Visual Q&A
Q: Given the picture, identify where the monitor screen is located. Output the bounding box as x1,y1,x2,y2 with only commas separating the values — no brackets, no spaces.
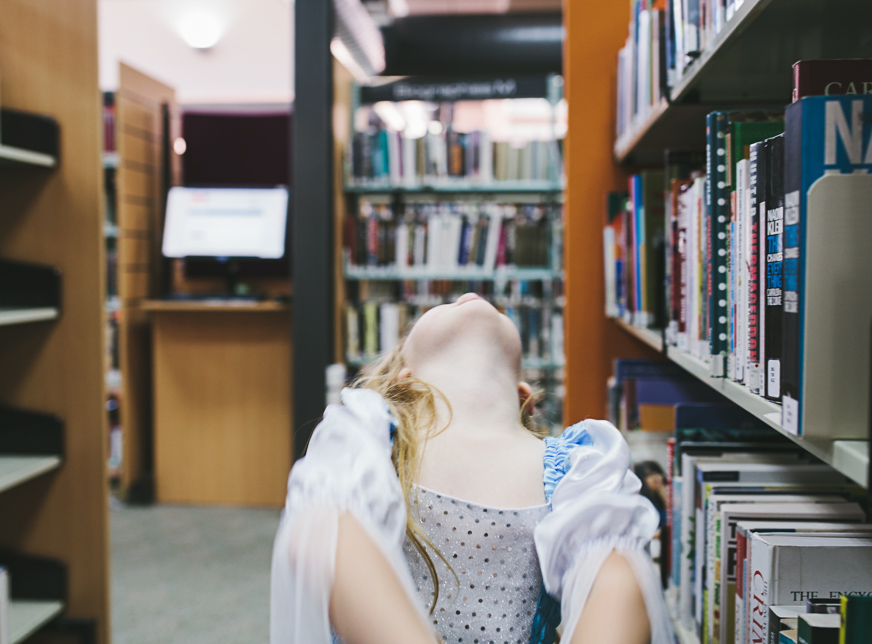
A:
162,186,289,259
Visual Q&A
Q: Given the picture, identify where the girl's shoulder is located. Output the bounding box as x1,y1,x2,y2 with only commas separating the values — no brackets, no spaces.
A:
541,419,627,506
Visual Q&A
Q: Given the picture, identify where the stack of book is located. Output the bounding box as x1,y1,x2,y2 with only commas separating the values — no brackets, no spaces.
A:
604,59,872,440
664,413,871,644
346,199,562,273
349,126,562,186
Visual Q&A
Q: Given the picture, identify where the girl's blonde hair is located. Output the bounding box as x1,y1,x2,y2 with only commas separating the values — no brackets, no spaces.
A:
353,336,546,612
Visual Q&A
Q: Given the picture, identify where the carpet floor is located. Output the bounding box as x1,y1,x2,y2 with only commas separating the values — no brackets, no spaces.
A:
111,503,281,644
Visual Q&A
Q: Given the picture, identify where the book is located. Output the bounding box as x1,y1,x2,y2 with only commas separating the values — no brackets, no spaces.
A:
796,613,840,644
746,140,764,394
780,95,872,438
0,566,7,644
806,597,842,614
840,595,872,644
769,606,803,644
736,523,872,644
792,59,872,103
748,535,872,644
763,134,785,402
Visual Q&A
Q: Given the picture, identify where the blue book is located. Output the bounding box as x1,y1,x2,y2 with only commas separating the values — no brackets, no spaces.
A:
781,95,872,436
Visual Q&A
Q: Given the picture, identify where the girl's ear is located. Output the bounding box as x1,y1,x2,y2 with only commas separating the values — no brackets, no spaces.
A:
518,381,533,408
397,367,412,381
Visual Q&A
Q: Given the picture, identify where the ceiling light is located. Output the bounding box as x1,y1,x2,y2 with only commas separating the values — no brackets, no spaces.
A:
387,0,410,17
178,11,224,50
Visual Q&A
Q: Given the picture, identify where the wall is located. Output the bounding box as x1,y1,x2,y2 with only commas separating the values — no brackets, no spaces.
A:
99,0,294,105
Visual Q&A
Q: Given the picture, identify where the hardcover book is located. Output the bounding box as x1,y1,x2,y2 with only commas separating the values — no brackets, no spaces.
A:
780,95,872,438
792,59,872,103
748,535,872,644
763,134,785,402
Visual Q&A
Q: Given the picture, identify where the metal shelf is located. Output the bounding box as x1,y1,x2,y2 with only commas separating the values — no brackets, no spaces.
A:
611,316,664,352
0,456,61,494
9,600,64,644
613,0,872,164
0,307,60,327
611,319,868,486
345,180,564,195
345,266,561,282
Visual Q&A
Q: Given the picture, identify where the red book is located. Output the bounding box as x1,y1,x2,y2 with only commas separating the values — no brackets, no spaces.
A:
792,59,872,102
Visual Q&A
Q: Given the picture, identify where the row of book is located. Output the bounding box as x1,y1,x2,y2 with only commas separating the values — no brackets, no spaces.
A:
345,199,562,272
605,71,872,439
344,298,565,368
662,411,872,644
769,597,872,644
349,127,563,185
616,0,872,141
0,566,7,644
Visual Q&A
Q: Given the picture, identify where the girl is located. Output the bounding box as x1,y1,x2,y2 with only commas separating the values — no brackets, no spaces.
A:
271,293,673,644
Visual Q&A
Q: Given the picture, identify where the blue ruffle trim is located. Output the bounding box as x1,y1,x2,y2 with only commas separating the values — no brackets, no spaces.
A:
542,421,593,507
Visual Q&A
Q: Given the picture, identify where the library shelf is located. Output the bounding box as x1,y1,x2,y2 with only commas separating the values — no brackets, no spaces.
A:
139,300,289,313
345,181,565,195
612,319,869,487
613,0,872,164
0,456,62,494
345,266,562,282
347,354,563,372
9,600,65,644
0,144,56,169
0,307,60,327
611,317,664,352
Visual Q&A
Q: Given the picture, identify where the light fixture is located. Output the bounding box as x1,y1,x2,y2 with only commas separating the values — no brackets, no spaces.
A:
387,0,410,17
373,102,406,132
173,137,187,156
178,10,224,50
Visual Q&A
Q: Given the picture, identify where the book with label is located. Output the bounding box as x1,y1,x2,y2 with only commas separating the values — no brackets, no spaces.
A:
792,59,872,103
763,134,785,402
780,95,872,438
747,535,872,644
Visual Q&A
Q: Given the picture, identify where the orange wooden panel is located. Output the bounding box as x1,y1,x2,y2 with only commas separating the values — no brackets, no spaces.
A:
563,0,661,425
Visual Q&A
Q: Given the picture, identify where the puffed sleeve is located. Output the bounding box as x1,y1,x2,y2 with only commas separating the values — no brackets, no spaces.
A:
534,419,674,644
270,388,428,644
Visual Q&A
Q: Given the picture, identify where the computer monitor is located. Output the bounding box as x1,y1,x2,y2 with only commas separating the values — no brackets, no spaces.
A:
162,186,289,260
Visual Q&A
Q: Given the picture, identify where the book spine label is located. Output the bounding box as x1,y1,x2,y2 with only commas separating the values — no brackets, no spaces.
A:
747,142,762,393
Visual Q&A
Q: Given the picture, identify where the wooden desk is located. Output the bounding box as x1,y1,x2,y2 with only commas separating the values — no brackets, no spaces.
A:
146,300,292,507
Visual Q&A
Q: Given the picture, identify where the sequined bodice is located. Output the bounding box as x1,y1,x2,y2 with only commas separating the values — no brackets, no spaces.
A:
403,485,550,644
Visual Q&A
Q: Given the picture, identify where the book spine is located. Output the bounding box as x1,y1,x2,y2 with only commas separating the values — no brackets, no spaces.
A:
709,112,729,376
781,101,803,434
747,142,762,394
749,538,772,644
764,135,785,402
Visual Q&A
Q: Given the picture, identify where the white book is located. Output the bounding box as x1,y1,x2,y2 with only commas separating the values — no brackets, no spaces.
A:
387,131,402,185
735,521,872,644
402,135,417,186
447,211,463,269
345,303,360,360
604,225,617,317
379,303,400,354
479,130,493,184
413,221,427,267
713,500,864,644
748,534,872,643
551,312,564,366
395,221,409,269
426,210,441,269
482,205,502,272
0,566,8,644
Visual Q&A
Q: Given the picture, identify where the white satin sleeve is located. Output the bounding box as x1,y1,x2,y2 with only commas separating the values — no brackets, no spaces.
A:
533,419,674,644
269,388,428,644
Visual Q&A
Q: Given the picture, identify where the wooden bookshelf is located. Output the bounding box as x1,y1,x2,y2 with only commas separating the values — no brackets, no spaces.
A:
9,600,64,644
0,307,59,327
0,0,109,640
0,145,56,169
0,456,61,494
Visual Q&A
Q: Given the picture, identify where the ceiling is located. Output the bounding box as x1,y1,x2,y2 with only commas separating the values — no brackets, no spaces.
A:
364,0,561,20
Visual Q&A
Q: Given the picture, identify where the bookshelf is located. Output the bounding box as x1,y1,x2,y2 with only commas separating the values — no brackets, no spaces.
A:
339,75,567,431
0,0,109,640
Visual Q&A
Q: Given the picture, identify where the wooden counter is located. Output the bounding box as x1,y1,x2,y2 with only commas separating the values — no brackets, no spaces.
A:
147,300,292,507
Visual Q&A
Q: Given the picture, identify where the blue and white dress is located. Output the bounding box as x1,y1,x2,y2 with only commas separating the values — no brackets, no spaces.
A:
270,388,674,644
